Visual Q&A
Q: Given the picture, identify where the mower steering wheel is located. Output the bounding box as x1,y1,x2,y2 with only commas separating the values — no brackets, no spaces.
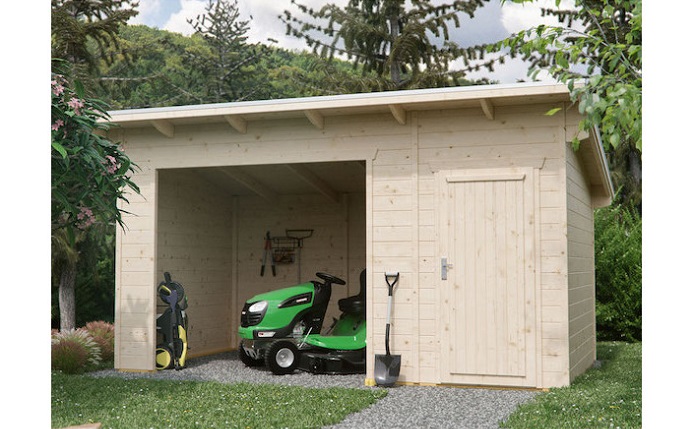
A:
316,272,346,286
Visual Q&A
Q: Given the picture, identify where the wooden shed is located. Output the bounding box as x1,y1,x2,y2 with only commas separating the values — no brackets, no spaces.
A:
108,82,613,389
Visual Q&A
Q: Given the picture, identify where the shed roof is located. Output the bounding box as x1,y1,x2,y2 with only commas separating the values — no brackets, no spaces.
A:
107,82,613,205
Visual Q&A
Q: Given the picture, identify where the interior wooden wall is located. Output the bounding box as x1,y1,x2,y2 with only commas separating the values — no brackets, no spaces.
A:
156,167,366,357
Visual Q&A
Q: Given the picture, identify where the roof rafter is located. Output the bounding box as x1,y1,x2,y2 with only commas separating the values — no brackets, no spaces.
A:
284,164,340,204
389,104,407,125
151,120,174,138
224,115,247,134
304,109,324,130
480,98,495,120
218,167,278,203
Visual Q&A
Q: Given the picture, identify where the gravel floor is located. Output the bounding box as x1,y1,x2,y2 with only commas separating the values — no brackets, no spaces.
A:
90,352,538,428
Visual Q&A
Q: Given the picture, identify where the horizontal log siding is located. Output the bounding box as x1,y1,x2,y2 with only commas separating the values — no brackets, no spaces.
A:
115,169,157,371
114,98,596,387
565,141,597,381
157,169,235,357
416,104,570,387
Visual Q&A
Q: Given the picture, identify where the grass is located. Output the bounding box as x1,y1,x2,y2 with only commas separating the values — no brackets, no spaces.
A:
51,374,387,429
52,341,640,428
501,341,642,429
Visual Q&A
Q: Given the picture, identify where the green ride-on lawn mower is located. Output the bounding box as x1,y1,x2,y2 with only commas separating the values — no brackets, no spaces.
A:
238,270,366,375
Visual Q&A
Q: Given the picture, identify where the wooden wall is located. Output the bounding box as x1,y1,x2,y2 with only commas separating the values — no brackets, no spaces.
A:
114,99,599,387
565,141,597,382
156,170,366,357
415,104,570,387
156,169,236,355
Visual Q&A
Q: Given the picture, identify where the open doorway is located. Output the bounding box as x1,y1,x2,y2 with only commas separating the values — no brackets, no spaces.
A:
156,160,366,358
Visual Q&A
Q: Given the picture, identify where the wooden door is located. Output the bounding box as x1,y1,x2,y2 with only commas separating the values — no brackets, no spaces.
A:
438,168,537,387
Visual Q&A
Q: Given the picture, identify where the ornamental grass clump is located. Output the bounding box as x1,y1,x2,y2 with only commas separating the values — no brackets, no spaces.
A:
51,329,102,374
82,321,115,362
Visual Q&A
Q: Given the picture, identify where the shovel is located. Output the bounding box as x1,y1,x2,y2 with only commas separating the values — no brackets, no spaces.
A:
374,272,401,387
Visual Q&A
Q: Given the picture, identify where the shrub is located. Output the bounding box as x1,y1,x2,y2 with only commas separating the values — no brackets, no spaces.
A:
594,204,642,342
82,321,115,362
51,340,88,374
51,329,102,373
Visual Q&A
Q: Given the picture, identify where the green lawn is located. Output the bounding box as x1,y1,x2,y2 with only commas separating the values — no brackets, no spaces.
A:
52,341,641,429
501,341,642,428
51,375,386,429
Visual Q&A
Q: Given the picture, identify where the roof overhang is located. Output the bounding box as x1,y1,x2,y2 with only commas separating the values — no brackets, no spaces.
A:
580,126,615,208
105,82,614,207
106,82,573,132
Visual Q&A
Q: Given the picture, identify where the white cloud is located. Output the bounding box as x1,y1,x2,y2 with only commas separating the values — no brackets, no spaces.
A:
500,0,577,34
128,0,161,26
163,0,207,36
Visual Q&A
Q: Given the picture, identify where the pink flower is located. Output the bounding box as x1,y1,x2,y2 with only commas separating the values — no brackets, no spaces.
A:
51,119,64,131
76,206,95,230
51,76,65,96
68,97,84,115
103,155,120,175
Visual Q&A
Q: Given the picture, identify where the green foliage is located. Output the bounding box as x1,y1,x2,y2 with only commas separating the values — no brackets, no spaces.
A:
96,25,212,108
51,340,89,375
493,0,642,152
51,60,140,238
73,226,117,327
501,342,641,428
51,329,103,374
96,25,354,107
51,376,387,429
594,204,641,342
187,0,269,102
281,0,494,92
51,0,139,76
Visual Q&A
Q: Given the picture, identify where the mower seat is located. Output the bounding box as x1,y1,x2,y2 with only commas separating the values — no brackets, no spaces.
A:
338,269,366,316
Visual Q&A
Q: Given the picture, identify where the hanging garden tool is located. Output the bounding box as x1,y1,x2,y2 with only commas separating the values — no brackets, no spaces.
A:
261,231,276,277
375,272,401,387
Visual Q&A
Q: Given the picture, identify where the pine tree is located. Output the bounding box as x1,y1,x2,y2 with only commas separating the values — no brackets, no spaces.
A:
280,0,497,92
186,0,268,102
51,0,139,76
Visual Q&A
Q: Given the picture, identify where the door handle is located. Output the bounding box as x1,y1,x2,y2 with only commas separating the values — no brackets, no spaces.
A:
441,257,454,280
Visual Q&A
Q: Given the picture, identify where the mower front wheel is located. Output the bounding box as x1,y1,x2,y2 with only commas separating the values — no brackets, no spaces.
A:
266,340,299,375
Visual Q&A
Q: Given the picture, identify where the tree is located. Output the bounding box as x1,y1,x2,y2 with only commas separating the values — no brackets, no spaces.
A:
96,25,212,108
281,0,496,92
52,60,140,330
492,0,641,206
51,0,139,76
186,0,270,102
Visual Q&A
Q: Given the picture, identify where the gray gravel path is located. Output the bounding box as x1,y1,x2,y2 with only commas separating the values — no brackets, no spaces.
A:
90,352,538,428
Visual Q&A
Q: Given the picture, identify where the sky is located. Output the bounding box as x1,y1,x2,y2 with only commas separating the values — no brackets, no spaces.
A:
127,0,577,84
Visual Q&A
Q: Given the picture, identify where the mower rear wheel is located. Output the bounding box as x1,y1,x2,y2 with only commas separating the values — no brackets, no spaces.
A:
238,342,263,367
266,340,299,375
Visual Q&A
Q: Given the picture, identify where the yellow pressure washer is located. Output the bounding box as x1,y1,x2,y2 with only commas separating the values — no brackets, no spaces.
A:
155,272,189,370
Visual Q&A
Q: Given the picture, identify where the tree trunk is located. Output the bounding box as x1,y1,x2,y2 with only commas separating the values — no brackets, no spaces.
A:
58,260,77,331
388,14,401,85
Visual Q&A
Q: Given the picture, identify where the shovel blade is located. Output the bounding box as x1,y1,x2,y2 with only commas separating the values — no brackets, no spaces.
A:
374,353,401,387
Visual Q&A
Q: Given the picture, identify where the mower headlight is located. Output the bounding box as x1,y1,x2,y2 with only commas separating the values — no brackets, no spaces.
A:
249,300,268,313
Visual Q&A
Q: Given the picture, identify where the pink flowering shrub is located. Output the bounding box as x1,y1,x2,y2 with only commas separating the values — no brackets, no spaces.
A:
51,59,140,235
82,321,115,362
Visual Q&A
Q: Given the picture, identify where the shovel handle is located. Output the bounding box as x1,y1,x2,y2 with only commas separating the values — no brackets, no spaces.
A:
385,272,399,296
385,323,391,356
